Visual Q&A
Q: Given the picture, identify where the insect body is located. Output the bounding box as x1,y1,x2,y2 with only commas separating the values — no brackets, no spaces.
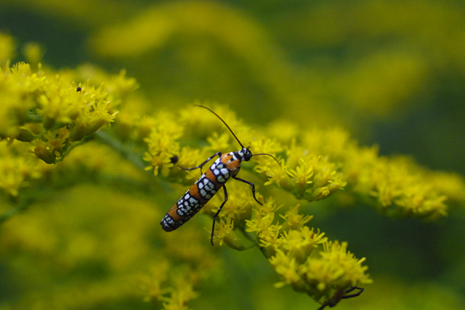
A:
160,105,276,245
317,286,364,310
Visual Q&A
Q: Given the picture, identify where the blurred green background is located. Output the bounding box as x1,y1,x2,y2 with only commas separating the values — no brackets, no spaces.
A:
1,0,465,309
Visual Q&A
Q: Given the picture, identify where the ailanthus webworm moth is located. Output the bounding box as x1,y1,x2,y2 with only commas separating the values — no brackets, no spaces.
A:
160,105,278,245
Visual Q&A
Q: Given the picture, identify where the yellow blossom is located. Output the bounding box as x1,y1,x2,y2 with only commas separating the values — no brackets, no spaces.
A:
304,241,372,290
0,60,134,165
1,32,465,310
140,260,171,302
280,204,313,231
269,250,306,291
280,227,326,263
143,111,183,176
212,217,248,250
257,158,293,191
287,158,314,196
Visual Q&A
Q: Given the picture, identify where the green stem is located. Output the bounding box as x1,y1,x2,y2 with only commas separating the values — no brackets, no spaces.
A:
94,130,146,170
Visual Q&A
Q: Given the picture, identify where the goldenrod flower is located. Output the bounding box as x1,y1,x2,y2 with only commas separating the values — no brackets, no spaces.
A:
212,217,248,250
2,31,465,310
0,60,134,166
269,250,306,291
280,204,313,231
280,227,326,263
287,158,314,197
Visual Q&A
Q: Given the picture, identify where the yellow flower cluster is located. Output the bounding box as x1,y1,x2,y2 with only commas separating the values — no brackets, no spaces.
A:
138,221,220,310
349,154,448,218
0,40,137,200
139,260,199,310
2,33,465,310
140,107,373,305
143,112,183,177
0,143,42,198
246,201,371,305
0,62,129,162
138,105,463,231
254,124,452,219
257,154,346,202
139,104,465,307
141,105,249,185
298,241,371,303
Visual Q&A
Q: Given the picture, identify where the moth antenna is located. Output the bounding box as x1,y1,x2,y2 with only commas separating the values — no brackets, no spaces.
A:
252,153,280,165
194,105,244,149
